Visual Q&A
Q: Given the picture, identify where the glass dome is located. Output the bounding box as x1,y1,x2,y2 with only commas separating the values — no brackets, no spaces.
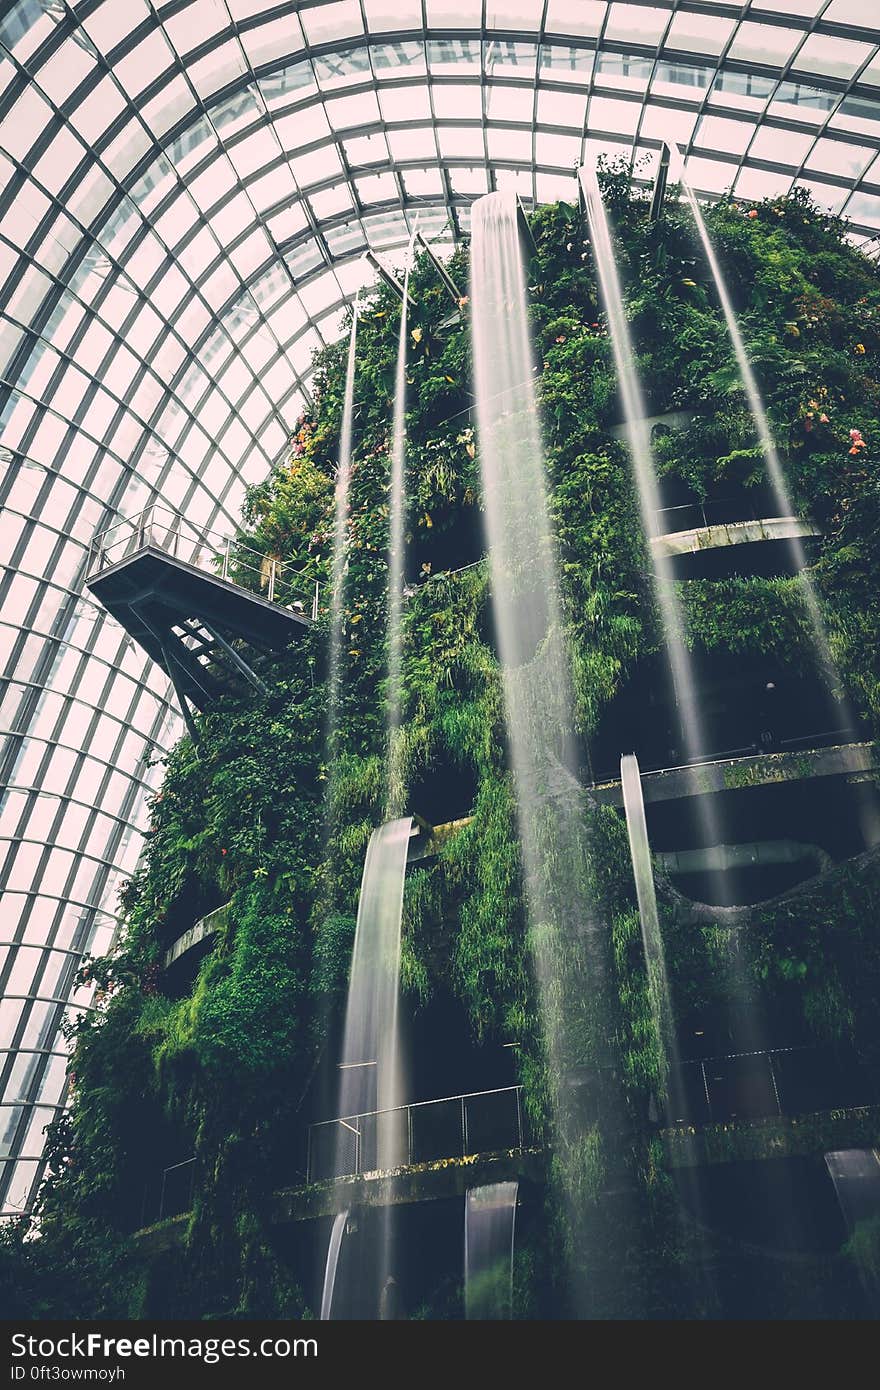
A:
1,0,879,1216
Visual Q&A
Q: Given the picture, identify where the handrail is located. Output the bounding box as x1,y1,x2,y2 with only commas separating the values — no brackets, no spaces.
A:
87,504,319,619
587,732,866,789
652,496,794,535
674,1042,873,1125
307,1084,524,1184
310,1082,522,1129
155,1156,195,1223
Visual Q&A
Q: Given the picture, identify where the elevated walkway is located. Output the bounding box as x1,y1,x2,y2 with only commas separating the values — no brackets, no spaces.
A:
132,1103,880,1255
589,740,880,810
408,743,880,851
86,506,318,733
661,1104,880,1172
163,901,231,971
652,513,820,561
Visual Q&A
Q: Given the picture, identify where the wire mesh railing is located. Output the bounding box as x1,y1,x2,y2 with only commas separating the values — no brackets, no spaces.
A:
140,1156,196,1228
306,1085,524,1184
87,504,319,618
653,495,788,536
673,1045,876,1127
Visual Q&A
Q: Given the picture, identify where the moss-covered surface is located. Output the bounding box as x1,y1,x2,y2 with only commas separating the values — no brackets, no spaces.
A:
6,173,880,1319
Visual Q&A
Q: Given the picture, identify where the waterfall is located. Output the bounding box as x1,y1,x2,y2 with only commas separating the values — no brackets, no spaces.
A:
320,237,417,1318
321,817,412,1317
327,292,361,752
825,1149,880,1310
335,817,412,1174
320,1210,348,1320
470,191,608,1068
470,190,618,1313
387,232,417,806
583,162,783,1115
464,1182,518,1320
668,147,821,588
668,147,879,847
579,164,718,783
826,1149,880,1233
620,754,678,1110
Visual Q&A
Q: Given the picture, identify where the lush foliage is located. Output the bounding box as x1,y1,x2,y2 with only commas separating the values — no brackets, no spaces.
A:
8,176,880,1320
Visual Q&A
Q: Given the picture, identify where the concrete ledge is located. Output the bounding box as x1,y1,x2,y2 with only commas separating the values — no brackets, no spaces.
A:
131,1109,880,1255
660,1104,880,1170
132,1211,189,1256
164,901,230,970
652,515,820,559
590,740,880,810
131,1150,545,1252
274,1148,545,1221
608,410,693,442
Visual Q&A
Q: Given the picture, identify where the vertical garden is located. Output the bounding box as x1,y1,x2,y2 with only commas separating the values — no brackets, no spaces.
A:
4,171,880,1320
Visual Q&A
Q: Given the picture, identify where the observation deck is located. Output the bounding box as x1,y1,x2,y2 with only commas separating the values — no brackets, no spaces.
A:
652,510,820,559
163,901,231,973
86,506,318,734
651,497,821,578
132,1085,880,1254
589,740,880,812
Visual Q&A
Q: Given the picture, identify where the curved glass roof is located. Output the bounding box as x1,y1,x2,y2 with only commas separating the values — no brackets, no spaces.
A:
2,0,880,1216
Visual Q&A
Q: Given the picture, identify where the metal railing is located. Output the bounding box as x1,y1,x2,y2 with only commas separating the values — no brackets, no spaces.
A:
307,1084,524,1184
163,900,231,970
673,1044,875,1126
140,1155,196,1227
87,504,319,619
653,495,783,536
589,730,864,789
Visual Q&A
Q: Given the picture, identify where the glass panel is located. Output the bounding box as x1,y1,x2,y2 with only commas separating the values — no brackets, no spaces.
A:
795,35,874,81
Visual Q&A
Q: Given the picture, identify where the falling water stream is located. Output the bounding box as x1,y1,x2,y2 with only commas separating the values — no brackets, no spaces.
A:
464,1182,518,1320
321,240,421,1319
579,165,721,789
669,146,879,847
387,231,418,807
470,190,619,1312
334,820,411,1170
320,1210,348,1321
470,189,607,1039
581,160,771,1259
825,1149,880,1311
620,754,677,1102
668,148,822,591
327,291,361,750
321,817,412,1317
580,162,742,941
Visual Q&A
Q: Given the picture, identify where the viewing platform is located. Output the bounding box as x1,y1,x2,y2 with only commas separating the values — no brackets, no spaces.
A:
131,1091,880,1255
407,743,880,846
86,506,318,732
661,1104,880,1172
588,740,880,811
652,512,820,560
163,901,231,972
651,498,821,578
